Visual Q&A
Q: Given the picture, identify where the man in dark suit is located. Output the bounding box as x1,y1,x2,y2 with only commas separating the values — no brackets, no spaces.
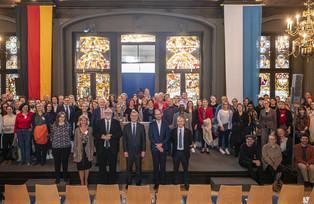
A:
171,115,193,190
123,110,146,185
56,96,75,123
56,96,75,139
91,98,107,128
94,108,122,184
149,109,170,188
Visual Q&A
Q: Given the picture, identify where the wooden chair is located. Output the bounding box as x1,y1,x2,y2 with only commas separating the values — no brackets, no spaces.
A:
216,185,242,204
247,185,273,204
186,184,212,204
277,185,304,204
156,185,182,204
126,185,152,204
35,184,60,204
95,184,121,204
64,185,91,204
4,184,30,204
307,187,314,204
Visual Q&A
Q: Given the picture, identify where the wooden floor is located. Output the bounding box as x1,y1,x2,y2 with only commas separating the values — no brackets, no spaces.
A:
0,149,245,173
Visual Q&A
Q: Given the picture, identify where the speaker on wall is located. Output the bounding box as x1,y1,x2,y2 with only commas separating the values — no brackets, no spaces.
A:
291,74,303,105
15,77,24,96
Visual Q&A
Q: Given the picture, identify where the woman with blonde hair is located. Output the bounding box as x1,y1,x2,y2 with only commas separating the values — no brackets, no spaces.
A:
73,115,94,185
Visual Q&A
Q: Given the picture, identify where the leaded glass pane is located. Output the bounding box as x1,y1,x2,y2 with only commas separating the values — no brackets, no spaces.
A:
259,73,270,97
121,34,156,43
166,36,200,70
96,73,110,99
275,73,290,100
166,73,181,98
76,73,91,99
76,36,110,70
185,73,200,103
259,36,270,69
5,36,18,69
275,36,289,69
6,74,18,96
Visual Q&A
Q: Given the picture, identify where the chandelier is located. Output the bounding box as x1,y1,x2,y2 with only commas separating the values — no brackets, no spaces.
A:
286,0,314,57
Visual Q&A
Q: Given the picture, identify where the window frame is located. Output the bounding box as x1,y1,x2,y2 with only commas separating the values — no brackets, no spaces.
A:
164,33,202,99
259,32,292,99
0,32,19,96
73,32,114,99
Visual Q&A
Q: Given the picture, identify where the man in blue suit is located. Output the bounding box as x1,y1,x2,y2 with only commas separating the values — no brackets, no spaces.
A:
149,109,170,188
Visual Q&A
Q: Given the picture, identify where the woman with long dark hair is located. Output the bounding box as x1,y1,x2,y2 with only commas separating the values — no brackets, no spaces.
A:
231,103,249,157
14,103,33,166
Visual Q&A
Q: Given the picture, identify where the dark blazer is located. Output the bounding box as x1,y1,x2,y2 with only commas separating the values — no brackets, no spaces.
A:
163,106,179,126
94,118,122,153
142,108,155,122
277,137,293,165
91,107,102,127
276,109,293,129
56,104,75,123
74,110,92,127
123,122,146,154
170,128,193,157
148,120,170,152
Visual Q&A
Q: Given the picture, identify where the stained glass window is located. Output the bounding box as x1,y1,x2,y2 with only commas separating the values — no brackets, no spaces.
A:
185,73,200,103
76,36,110,70
275,36,289,69
96,73,110,99
76,74,91,99
259,73,270,97
275,73,290,100
166,36,200,70
167,73,181,98
6,74,18,96
121,34,156,43
259,36,270,69
5,36,18,70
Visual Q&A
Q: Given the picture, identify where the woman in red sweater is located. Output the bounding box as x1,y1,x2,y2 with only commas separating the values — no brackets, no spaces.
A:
14,103,33,166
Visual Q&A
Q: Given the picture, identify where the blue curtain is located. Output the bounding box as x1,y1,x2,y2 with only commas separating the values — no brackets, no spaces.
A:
122,73,155,98
243,6,262,104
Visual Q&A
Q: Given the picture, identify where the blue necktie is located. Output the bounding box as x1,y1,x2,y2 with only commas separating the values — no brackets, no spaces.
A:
179,129,183,149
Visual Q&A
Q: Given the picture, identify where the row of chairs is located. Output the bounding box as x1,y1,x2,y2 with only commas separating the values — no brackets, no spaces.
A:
3,184,314,204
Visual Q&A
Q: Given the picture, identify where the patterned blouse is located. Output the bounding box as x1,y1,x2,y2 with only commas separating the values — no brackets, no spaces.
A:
51,123,71,149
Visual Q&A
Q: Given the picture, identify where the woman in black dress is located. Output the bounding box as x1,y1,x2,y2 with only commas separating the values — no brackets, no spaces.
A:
73,115,94,185
231,103,249,157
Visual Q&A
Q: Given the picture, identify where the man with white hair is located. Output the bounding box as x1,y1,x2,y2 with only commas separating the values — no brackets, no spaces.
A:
94,108,122,184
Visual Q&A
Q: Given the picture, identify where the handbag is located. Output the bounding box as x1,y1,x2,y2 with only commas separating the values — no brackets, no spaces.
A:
34,124,48,144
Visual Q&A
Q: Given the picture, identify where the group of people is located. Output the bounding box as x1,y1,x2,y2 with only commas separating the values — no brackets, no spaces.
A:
0,89,313,189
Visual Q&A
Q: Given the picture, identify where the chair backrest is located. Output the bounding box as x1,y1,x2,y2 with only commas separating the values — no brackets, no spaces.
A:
186,185,212,204
308,188,314,204
126,185,152,204
4,184,30,204
277,185,304,204
216,185,242,204
157,185,182,204
95,184,120,204
64,185,91,204
35,184,60,204
247,185,273,204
